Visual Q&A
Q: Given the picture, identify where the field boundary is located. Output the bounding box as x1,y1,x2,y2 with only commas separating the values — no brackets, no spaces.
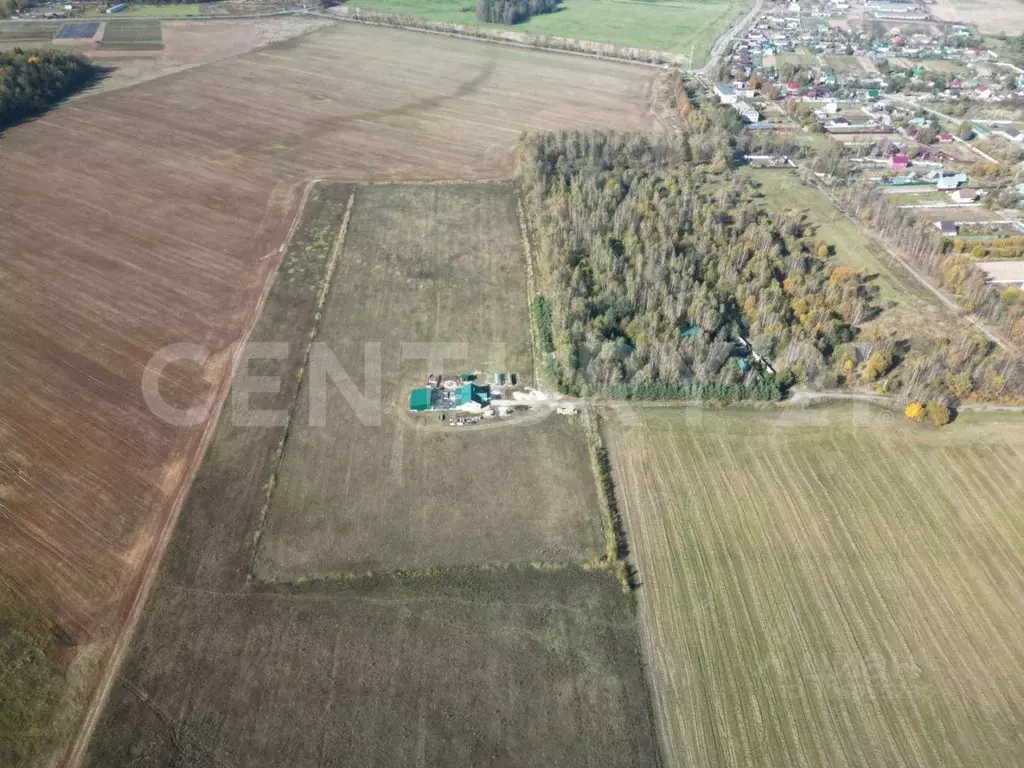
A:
254,559,630,590
246,186,357,580
515,195,542,390
583,408,634,591
320,8,681,68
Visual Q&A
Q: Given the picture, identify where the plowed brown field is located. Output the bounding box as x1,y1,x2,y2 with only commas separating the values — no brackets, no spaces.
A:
0,23,655,641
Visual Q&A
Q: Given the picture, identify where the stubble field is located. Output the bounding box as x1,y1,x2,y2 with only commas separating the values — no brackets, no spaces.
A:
255,182,604,581
83,181,659,768
608,406,1024,768
0,21,654,642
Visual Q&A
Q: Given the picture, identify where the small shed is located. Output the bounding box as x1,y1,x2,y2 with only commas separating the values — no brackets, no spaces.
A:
949,188,980,203
935,220,959,237
889,154,909,170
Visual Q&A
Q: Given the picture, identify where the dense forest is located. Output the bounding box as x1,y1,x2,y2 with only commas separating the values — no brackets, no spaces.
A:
518,132,877,400
0,49,97,131
475,0,559,24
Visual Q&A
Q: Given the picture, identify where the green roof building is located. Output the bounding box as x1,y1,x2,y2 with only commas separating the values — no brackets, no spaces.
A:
409,387,433,412
453,383,491,408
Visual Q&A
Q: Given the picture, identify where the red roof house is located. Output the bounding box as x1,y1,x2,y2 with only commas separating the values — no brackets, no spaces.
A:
939,133,954,143
889,154,909,170
787,80,800,94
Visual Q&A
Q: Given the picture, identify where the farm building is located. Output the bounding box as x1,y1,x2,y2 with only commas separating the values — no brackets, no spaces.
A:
408,382,493,413
409,387,434,412
976,261,1024,287
949,188,980,203
889,154,909,170
734,101,760,123
714,84,738,104
930,171,968,190
935,220,959,237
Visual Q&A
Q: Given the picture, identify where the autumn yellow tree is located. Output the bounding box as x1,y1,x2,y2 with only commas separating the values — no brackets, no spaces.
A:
863,350,893,381
904,401,925,422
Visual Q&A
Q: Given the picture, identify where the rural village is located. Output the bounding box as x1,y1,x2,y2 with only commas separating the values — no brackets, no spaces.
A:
1,0,1023,767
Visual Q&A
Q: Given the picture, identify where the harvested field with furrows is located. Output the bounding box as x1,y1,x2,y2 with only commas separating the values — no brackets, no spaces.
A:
254,183,604,581
0,21,654,643
87,570,660,768
608,406,1024,768
83,181,659,768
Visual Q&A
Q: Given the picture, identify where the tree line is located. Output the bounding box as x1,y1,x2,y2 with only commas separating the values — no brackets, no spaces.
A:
834,181,1024,349
0,49,97,131
475,0,559,24
517,131,877,400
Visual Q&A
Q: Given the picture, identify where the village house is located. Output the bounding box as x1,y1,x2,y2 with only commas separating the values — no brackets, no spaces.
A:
889,154,909,170
949,188,980,203
714,83,739,104
994,127,1023,143
734,101,761,123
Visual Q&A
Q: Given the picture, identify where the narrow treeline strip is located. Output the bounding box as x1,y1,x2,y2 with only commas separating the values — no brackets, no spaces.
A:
583,408,634,592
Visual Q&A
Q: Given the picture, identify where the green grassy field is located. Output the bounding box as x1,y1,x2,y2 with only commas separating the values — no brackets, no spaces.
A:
99,18,163,49
0,21,60,41
0,578,64,767
255,182,604,582
609,406,1024,768
346,0,748,64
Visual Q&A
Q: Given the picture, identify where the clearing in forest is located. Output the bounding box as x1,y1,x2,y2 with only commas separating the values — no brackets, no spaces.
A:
609,406,1024,768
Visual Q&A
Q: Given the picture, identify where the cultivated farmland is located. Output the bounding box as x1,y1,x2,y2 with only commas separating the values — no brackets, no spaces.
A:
99,19,164,50
82,181,659,768
0,23,654,763
88,570,660,768
608,407,1024,768
0,20,654,639
255,182,604,580
0,21,59,42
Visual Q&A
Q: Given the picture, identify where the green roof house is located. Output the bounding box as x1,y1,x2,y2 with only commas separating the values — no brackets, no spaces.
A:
409,387,433,412
453,384,491,409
